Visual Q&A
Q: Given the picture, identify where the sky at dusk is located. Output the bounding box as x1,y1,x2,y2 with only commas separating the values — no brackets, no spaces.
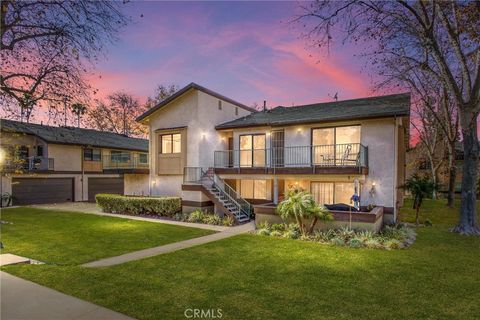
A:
88,1,383,109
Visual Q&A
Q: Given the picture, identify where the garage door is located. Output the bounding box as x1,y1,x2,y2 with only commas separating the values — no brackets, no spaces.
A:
88,177,124,202
12,178,74,205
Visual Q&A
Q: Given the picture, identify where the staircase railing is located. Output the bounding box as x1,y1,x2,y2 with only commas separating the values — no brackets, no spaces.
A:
183,167,253,219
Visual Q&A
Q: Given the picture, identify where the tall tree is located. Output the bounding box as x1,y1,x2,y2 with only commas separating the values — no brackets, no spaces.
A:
297,1,480,235
71,103,87,128
0,0,128,121
86,92,148,138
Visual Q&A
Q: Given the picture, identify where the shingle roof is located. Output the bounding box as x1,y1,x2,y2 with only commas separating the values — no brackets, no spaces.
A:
136,82,256,122
0,119,148,152
215,93,410,130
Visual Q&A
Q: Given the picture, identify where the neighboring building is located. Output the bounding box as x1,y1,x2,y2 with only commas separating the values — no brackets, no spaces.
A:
0,119,149,205
406,141,479,195
138,82,410,225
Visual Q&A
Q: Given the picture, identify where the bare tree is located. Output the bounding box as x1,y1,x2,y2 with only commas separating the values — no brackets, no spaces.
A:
411,103,444,199
296,1,480,235
145,84,179,108
0,0,128,121
86,92,148,138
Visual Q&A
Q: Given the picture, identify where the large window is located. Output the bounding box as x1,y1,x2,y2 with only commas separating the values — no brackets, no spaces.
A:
139,153,148,164
311,182,356,205
312,126,361,165
161,133,181,154
239,134,265,167
84,148,101,161
111,150,131,163
240,179,267,199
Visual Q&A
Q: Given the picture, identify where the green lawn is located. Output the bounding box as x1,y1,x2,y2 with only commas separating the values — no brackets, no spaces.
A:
0,207,214,264
2,200,480,319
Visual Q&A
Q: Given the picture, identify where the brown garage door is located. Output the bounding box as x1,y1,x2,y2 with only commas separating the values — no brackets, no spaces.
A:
88,177,124,202
12,178,74,205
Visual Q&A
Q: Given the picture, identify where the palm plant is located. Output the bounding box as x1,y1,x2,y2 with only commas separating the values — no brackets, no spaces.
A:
277,190,332,235
404,174,436,225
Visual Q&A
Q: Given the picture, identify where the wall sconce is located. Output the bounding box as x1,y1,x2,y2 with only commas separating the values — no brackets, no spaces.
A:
266,132,271,137
151,180,156,186
297,127,302,133
202,132,207,139
369,182,376,197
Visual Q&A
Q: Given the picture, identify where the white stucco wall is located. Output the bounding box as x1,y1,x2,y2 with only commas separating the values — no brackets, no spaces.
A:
124,174,149,196
145,88,251,199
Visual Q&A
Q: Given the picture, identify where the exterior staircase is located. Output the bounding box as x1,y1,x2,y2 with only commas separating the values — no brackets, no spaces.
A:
184,167,251,224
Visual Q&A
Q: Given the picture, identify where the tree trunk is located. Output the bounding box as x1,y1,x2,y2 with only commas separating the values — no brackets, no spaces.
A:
446,142,457,208
452,109,480,235
415,206,420,225
308,216,318,234
430,164,438,200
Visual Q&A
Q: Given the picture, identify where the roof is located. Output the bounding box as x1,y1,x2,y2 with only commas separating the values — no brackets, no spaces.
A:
0,119,149,152
136,82,256,122
215,93,411,130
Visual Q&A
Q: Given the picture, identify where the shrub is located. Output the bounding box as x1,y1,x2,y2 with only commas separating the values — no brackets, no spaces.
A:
348,238,363,248
187,210,206,223
222,215,235,226
258,228,271,236
330,237,345,246
424,219,433,226
313,229,336,243
365,238,382,249
384,239,402,250
271,223,286,232
270,230,283,237
203,214,222,226
96,194,181,217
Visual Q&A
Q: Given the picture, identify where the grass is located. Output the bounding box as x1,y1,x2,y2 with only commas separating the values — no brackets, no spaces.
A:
2,200,480,319
0,207,214,264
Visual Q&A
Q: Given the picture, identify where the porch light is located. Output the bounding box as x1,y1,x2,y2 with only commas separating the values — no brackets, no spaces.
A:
369,182,376,197
151,180,156,186
297,128,302,132
0,148,5,165
266,132,271,137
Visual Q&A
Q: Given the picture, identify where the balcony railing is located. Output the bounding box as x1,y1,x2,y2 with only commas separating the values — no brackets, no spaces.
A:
1,156,54,172
214,143,368,168
102,154,149,170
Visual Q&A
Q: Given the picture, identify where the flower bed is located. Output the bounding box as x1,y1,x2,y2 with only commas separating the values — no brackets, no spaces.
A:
96,194,181,217
256,222,416,250
174,210,235,226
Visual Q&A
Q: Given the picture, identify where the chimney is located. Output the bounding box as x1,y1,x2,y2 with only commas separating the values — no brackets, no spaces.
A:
263,100,266,112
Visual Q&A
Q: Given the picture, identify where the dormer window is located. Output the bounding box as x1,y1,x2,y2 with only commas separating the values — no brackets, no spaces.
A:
161,133,181,154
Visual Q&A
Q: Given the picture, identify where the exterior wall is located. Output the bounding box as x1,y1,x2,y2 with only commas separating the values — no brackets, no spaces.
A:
124,174,149,196
48,144,82,171
226,117,401,218
146,89,251,200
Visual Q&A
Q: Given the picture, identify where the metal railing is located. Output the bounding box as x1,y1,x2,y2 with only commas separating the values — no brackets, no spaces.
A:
214,143,368,168
102,153,149,170
183,167,253,218
1,156,54,172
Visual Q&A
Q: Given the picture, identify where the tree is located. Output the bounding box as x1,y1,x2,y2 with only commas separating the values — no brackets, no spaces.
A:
0,0,128,121
277,190,332,235
71,103,87,128
404,174,436,225
86,92,148,138
145,84,179,108
296,1,480,234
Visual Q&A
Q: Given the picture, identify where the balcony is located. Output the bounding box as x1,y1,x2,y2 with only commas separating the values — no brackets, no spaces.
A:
1,156,54,172
214,143,368,175
102,154,149,174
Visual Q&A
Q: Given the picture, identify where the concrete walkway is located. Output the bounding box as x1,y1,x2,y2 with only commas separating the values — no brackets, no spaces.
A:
83,222,255,268
0,271,134,320
0,254,31,266
30,202,227,231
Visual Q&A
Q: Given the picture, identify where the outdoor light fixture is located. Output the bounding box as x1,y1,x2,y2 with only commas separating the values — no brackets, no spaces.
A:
369,182,376,197
297,128,302,132
151,180,156,186
0,148,5,165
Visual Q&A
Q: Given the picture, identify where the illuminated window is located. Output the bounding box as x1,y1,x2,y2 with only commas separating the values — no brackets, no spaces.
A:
240,179,267,199
161,133,181,154
311,182,356,205
239,134,265,167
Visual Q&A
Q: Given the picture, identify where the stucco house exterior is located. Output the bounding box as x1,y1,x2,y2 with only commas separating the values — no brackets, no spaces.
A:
138,83,410,228
0,119,149,205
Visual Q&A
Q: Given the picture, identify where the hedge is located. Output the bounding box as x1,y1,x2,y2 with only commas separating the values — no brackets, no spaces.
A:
95,194,181,217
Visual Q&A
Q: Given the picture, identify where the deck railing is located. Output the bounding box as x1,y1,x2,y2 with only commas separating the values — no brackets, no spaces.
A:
214,143,368,168
102,153,149,170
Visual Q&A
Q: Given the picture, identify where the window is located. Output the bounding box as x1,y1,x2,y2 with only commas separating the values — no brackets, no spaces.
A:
111,150,131,163
311,182,356,205
312,126,361,165
239,134,265,167
139,153,148,164
161,133,181,154
36,146,44,157
240,179,267,199
84,148,101,161
218,100,222,110
235,107,238,115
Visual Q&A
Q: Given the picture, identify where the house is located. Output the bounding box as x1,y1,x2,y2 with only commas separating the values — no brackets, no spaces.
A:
406,141,480,196
137,82,410,229
0,119,149,205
